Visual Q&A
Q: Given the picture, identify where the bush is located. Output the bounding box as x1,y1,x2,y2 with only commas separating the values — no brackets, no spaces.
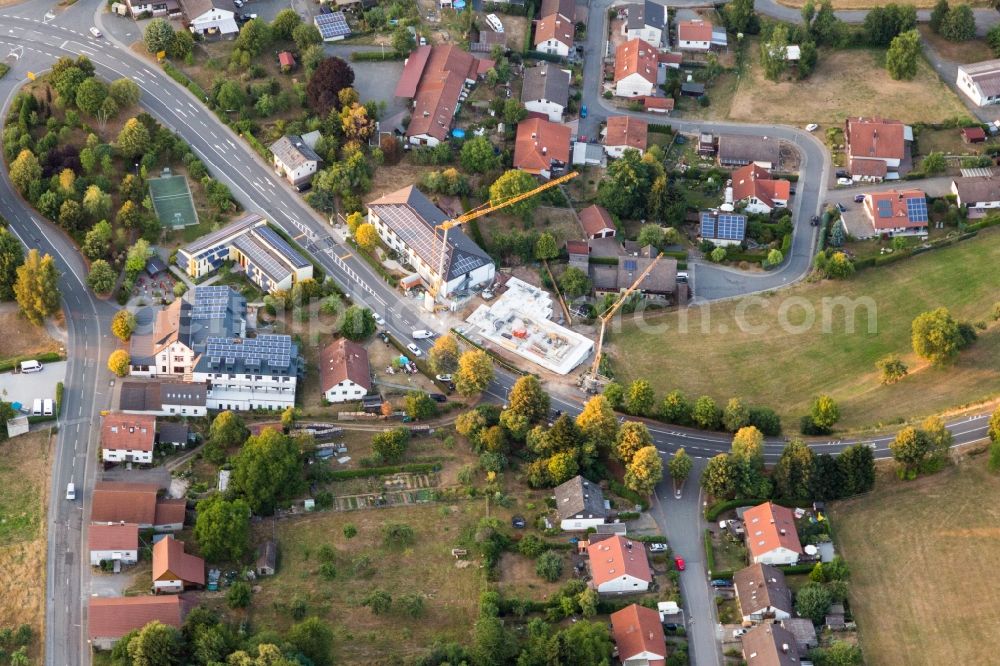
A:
535,551,563,582
227,581,251,608
610,480,650,510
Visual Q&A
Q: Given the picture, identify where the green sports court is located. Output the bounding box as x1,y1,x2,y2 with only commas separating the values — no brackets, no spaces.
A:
148,172,198,229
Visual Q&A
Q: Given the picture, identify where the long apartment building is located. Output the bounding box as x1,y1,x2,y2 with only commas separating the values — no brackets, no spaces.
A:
193,334,300,412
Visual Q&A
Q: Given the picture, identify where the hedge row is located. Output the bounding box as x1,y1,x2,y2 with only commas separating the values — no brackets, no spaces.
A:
326,462,440,481
525,51,566,64
704,530,715,573
704,497,811,521
714,563,815,580
350,51,406,62
648,124,674,135
0,351,63,373
0,63,10,80
56,381,64,416
610,480,649,511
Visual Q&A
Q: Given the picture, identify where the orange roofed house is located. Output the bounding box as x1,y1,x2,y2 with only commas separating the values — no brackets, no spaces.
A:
615,38,662,98
611,603,668,666
89,595,189,650
395,45,492,147
743,502,804,566
863,189,929,239
153,534,205,594
844,117,912,182
604,116,648,158
101,413,156,465
579,204,617,239
320,338,371,404
90,481,186,532
534,0,575,56
88,523,140,567
731,164,791,214
585,534,653,595
514,118,571,180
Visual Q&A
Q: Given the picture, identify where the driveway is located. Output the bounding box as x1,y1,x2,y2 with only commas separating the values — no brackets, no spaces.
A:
323,44,409,120
100,466,171,489
0,361,66,406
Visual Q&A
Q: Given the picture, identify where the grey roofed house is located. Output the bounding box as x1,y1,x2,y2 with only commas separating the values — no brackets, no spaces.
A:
616,246,677,296
680,82,705,96
367,186,493,282
269,135,322,171
157,422,190,446
780,618,818,653
119,381,208,412
733,563,793,619
553,475,608,522
741,623,802,665
951,176,1000,207
625,0,666,30
521,65,570,108
718,134,782,168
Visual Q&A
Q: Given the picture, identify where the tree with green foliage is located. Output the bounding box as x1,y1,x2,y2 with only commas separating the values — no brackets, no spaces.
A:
668,447,693,482
615,421,653,464
766,248,784,266
58,200,83,232
87,260,116,294
885,30,926,80
391,26,417,54
921,151,947,175
8,149,41,196
14,249,60,325
83,184,111,220
535,551,563,582
0,227,24,301
455,349,493,396
864,4,916,46
372,427,410,463
576,395,618,449
701,453,737,498
506,375,549,424
761,24,790,81
534,232,559,261
625,379,655,416
838,442,876,495
597,148,657,220
809,394,840,432
208,410,249,450
890,425,932,478
125,620,183,666
226,581,251,609
460,135,501,173
195,494,251,563
725,0,760,33
809,640,864,666
603,381,624,410
232,428,303,515
912,307,963,364
625,445,663,496
636,224,665,249
111,309,136,342
490,169,541,219
942,3,976,41
660,389,692,425
429,334,459,375
722,397,750,432
710,246,727,262
692,395,720,430
796,582,834,623
75,78,109,116
270,8,302,39
989,404,1000,443
930,0,950,33
988,23,1000,56
774,439,816,499
559,266,591,298
235,18,272,56
169,30,195,60
293,23,323,53
361,589,393,614
117,117,151,158
811,0,842,45
404,391,438,421
117,200,140,229
339,305,376,341
287,617,335,666
876,354,908,384
144,19,175,54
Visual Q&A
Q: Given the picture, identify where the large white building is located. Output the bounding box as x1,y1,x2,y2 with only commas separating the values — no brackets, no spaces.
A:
744,502,805,566
193,334,301,411
586,535,653,595
957,59,1000,107
614,38,661,98
367,186,495,302
621,0,667,47
180,0,238,36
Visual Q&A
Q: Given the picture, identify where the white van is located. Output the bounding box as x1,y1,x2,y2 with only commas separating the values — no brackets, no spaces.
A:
66,483,75,500
20,360,42,373
32,399,42,416
43,399,54,416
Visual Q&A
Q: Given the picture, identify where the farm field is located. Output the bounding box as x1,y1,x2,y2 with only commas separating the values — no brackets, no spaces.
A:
610,228,1000,432
728,47,971,125
832,459,1000,665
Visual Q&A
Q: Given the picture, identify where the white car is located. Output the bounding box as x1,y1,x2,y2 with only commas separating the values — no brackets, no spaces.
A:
649,543,668,552
373,313,386,326
733,628,749,639
805,123,819,132
435,374,453,382
411,329,433,339
836,177,853,186
406,343,423,357
89,27,102,38
234,0,244,5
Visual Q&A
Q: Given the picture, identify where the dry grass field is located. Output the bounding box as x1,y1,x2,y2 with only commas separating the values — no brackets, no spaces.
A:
0,305,62,360
610,228,1000,432
832,459,1000,665
0,430,53,662
729,47,971,125
918,26,995,64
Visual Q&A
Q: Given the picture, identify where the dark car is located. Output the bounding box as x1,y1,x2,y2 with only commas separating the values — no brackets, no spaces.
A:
854,193,865,203
295,182,312,193
835,170,849,179
837,202,848,213
710,579,732,587
512,516,526,529
429,393,447,403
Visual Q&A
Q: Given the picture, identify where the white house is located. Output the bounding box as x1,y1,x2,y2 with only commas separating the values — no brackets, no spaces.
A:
677,20,712,51
269,135,322,187
119,380,208,417
744,502,804,566
845,117,911,181
864,189,929,238
193,334,300,411
957,59,1000,107
604,116,648,159
622,0,667,47
554,476,608,531
321,338,371,404
521,64,571,123
586,535,653,595
101,413,156,465
734,563,794,624
533,14,574,57
951,176,1000,218
611,604,667,666
731,163,791,214
180,0,238,36
125,0,181,18
88,523,140,567
368,186,495,302
614,38,660,98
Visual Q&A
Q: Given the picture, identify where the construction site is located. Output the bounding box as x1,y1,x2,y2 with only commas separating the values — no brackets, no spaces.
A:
464,277,595,376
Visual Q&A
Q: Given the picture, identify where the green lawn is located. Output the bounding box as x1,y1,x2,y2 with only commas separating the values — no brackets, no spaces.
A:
610,229,1000,432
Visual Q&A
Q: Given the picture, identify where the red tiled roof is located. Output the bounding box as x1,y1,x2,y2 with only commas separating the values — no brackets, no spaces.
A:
849,157,888,178
744,502,804,561
586,534,653,587
153,535,205,586
659,52,683,67
88,596,186,640
605,116,648,151
846,117,906,161
278,51,295,67
91,482,159,525
865,189,929,230
540,0,575,21
579,205,616,237
101,413,156,453
154,498,187,527
534,14,574,48
615,38,660,84
320,338,371,394
731,164,790,208
397,45,488,142
566,239,590,255
963,126,986,141
678,20,713,42
88,523,139,552
611,604,667,666
514,118,571,174
644,97,675,110
395,46,432,98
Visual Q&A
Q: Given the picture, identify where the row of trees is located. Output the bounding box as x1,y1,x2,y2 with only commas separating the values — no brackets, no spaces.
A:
596,147,687,225
889,415,952,479
929,0,977,42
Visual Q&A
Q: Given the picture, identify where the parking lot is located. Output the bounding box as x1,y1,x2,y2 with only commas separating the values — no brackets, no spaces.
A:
0,361,66,410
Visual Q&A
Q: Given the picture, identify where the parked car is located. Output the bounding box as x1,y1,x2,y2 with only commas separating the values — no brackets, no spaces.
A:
854,194,866,203
836,178,852,186
373,313,386,326
805,123,819,132
234,0,244,6
406,343,423,356
294,182,312,193
837,202,848,212
674,556,685,571
580,105,588,118
411,329,434,339
733,628,749,639
649,543,668,552
511,516,526,529
435,374,453,382
711,579,732,587
835,169,849,179
810,215,820,226
89,27,102,37
429,393,447,403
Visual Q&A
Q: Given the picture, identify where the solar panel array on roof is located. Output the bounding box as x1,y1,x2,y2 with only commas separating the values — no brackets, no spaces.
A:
232,235,292,284
191,286,234,320
624,259,637,272
906,196,928,222
253,227,311,269
205,334,293,369
315,12,351,39
876,199,892,218
700,211,746,241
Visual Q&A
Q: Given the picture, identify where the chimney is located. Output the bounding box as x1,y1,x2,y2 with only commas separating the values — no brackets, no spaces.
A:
542,146,548,155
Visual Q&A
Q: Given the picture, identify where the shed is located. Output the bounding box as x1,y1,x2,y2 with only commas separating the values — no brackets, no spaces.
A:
962,126,986,143
145,256,168,277
680,82,705,97
256,540,277,576
278,51,296,69
157,422,190,447
781,617,819,652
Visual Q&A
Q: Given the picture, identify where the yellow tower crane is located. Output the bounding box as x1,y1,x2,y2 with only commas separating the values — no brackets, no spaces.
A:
582,252,664,393
424,171,579,309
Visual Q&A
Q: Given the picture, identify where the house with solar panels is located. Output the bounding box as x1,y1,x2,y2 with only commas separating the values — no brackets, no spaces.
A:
367,185,495,301
193,335,301,411
862,190,929,239
314,11,351,41
177,213,313,293
700,210,747,246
